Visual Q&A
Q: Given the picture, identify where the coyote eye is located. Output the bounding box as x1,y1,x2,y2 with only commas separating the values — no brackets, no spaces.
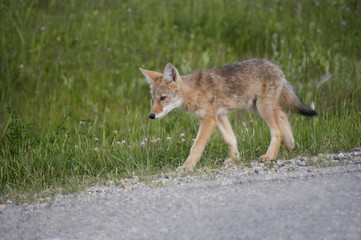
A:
160,96,166,101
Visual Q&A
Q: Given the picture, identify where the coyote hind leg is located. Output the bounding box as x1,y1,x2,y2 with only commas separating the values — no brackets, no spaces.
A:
278,109,295,149
257,101,282,161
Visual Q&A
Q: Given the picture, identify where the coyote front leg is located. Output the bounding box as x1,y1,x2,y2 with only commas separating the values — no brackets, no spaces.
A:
216,114,240,166
179,117,216,171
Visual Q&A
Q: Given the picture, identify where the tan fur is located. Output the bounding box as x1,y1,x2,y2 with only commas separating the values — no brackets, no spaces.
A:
140,59,317,171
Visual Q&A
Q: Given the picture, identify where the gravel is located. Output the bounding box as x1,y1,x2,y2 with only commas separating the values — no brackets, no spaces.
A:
2,150,360,205
95,149,360,193
1,149,361,239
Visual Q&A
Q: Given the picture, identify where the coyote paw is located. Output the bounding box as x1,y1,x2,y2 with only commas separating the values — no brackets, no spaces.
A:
176,165,194,174
260,154,276,162
224,158,237,166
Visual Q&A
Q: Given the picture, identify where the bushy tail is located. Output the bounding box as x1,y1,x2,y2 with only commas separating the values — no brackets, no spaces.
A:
282,82,317,117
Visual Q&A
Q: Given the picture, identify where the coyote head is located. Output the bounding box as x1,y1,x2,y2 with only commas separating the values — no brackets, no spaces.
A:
139,63,183,119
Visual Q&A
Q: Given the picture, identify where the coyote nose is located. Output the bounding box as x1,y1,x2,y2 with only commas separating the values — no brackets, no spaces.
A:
149,113,155,119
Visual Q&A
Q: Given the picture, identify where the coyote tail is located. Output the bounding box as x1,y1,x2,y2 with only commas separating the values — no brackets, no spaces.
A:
282,81,317,117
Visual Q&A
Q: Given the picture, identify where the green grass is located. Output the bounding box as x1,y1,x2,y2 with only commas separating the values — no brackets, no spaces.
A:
1,0,360,202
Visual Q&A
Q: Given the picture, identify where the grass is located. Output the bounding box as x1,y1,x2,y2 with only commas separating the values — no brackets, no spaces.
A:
0,0,360,203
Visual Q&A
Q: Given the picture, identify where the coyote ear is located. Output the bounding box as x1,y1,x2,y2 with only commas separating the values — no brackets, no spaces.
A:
139,68,162,84
164,63,180,83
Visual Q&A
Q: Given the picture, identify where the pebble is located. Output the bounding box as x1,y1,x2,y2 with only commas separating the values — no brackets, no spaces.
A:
295,159,306,166
277,160,285,167
352,151,361,156
0,204,6,212
353,147,361,152
334,152,344,161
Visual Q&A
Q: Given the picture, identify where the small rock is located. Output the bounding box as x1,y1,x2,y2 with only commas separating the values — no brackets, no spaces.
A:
334,152,344,161
295,159,306,166
352,151,361,156
107,180,115,185
352,148,361,156
132,175,139,181
0,204,6,212
202,168,210,173
277,160,285,167
353,147,361,152
251,161,258,167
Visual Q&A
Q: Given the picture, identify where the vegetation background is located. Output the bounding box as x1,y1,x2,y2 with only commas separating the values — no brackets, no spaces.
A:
1,0,360,202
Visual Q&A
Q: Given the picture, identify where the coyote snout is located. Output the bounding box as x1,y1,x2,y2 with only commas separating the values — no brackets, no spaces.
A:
140,59,317,171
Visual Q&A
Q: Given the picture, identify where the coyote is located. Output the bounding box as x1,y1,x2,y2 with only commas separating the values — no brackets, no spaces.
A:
140,59,317,171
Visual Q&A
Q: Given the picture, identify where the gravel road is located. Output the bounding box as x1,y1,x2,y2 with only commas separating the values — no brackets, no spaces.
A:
1,151,361,240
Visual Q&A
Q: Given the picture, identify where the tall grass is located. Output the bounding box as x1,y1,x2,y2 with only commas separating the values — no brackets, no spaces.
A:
0,0,360,202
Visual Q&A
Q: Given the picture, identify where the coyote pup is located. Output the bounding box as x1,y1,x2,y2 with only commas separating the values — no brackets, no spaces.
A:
140,59,317,171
